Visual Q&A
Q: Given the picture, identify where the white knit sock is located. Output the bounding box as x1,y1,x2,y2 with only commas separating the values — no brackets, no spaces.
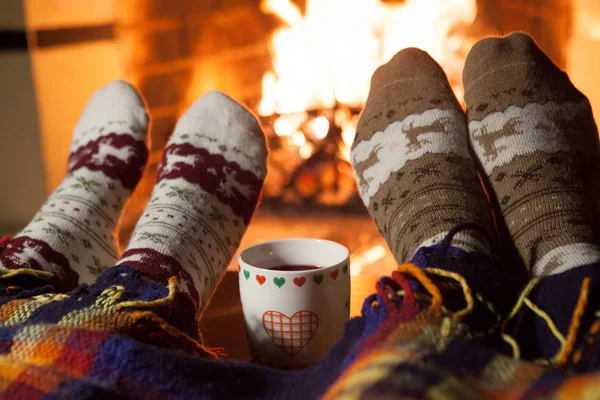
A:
118,91,267,313
0,81,149,289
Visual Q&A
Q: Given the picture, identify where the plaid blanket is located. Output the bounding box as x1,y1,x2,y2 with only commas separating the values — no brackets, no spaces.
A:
0,231,599,399
324,244,600,399
0,263,365,399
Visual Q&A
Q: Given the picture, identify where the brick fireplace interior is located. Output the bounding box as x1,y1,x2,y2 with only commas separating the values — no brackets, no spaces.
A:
21,0,600,275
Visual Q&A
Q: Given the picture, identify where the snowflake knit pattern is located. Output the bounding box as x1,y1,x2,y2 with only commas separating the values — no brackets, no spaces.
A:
118,91,267,314
0,81,148,290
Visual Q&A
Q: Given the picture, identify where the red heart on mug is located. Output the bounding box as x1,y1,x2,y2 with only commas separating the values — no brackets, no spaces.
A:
256,275,266,285
330,269,339,280
293,277,306,287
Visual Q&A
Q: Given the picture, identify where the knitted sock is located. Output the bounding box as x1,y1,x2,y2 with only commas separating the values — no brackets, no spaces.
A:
0,81,148,289
351,48,496,263
117,91,267,313
464,33,600,277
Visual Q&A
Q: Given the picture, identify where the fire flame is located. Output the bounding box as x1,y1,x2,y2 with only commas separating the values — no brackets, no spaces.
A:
259,0,477,117
257,0,476,207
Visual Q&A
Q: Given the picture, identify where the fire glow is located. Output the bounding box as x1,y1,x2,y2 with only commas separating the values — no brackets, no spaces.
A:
259,0,477,117
256,0,477,206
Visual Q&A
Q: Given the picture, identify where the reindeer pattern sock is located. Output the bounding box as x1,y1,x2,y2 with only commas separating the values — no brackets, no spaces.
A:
464,33,600,277
0,81,148,289
118,91,267,313
352,48,496,263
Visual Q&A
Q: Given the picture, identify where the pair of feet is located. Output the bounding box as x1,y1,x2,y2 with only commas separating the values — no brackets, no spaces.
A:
0,86,267,316
353,32,600,279
0,32,597,319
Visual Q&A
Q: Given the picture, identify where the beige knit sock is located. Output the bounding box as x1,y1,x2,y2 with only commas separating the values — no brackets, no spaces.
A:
352,48,496,263
464,33,600,277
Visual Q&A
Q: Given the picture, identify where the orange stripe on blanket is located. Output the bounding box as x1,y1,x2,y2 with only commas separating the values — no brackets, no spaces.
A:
0,299,31,323
29,326,73,366
0,357,27,391
556,371,600,400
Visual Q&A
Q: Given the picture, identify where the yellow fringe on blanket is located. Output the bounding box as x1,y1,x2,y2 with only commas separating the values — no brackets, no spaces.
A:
500,277,591,366
397,263,442,315
554,278,590,365
0,269,54,280
116,276,178,310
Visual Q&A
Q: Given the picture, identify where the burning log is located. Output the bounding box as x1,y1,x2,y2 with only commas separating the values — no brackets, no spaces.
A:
255,0,479,213
259,105,364,211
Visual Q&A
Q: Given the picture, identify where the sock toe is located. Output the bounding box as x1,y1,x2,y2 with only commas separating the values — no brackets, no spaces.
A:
182,91,263,136
371,48,452,92
172,91,267,179
74,80,148,143
464,32,550,75
464,33,583,120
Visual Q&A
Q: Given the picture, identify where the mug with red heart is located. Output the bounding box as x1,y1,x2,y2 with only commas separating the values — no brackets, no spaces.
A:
238,238,350,369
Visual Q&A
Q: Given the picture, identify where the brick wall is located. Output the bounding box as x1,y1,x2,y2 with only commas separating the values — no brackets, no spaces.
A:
475,0,572,68
0,0,46,234
114,0,276,245
117,0,275,153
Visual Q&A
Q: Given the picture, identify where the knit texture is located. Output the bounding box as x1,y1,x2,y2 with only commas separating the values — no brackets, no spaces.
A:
324,242,600,399
351,48,496,263
1,232,600,399
0,232,360,399
0,81,148,290
118,91,267,316
464,33,600,277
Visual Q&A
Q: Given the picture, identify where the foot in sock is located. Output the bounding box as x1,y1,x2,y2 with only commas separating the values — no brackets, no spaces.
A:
118,91,267,314
464,32,600,277
0,81,149,290
351,48,496,263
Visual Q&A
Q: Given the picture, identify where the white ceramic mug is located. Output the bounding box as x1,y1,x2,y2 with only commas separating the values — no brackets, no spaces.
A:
238,238,350,369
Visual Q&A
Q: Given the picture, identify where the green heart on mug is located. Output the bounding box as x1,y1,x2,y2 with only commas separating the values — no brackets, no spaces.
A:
342,264,348,274
243,270,250,280
312,274,324,285
273,277,286,288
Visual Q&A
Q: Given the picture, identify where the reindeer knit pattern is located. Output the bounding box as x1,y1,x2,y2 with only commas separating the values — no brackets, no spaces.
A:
351,48,496,263
464,33,600,277
119,92,267,314
0,81,148,290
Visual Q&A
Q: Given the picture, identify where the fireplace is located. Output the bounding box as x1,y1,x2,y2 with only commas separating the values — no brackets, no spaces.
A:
23,0,600,275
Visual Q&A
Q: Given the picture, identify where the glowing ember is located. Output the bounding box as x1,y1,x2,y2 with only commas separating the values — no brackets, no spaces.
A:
291,131,307,146
274,116,295,136
257,0,475,207
307,116,330,140
259,0,477,116
299,143,313,159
